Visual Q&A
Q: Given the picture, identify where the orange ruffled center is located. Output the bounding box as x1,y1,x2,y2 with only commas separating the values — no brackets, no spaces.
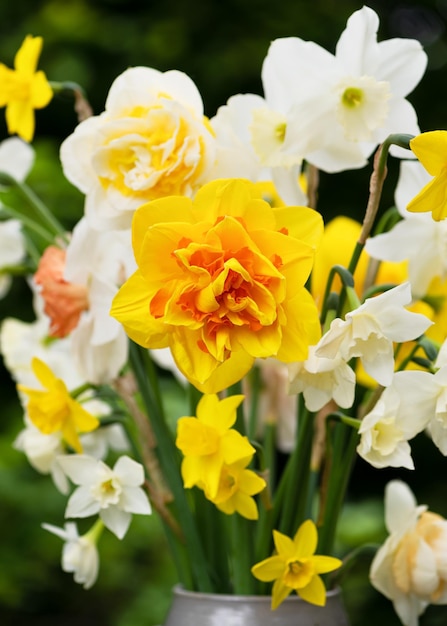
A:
149,218,285,362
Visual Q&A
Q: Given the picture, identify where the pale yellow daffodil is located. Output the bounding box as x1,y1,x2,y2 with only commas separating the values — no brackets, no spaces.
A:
251,520,342,609
407,131,447,221
17,357,99,453
0,35,53,142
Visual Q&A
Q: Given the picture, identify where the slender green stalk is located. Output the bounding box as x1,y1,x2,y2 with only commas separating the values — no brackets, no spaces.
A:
129,342,213,592
13,177,68,241
317,423,359,555
275,402,314,537
230,514,255,594
247,364,261,441
193,491,231,592
0,204,55,244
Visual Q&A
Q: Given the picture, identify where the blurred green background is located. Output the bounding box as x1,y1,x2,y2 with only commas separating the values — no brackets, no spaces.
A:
1,0,447,624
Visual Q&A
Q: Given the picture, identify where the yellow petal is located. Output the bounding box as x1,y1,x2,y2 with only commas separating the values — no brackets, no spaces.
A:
271,577,293,609
410,131,447,176
312,555,343,574
14,35,42,75
297,574,326,606
6,101,35,142
132,197,195,266
238,468,266,496
220,430,255,464
407,169,447,221
231,491,259,520
293,519,318,559
68,399,100,433
198,393,244,430
273,529,296,557
276,288,321,362
251,555,285,582
31,356,60,390
110,270,169,348
193,178,257,223
30,71,53,108
274,206,323,249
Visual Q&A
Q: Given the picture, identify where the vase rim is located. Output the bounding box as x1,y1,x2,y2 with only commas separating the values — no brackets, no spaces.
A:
172,584,341,602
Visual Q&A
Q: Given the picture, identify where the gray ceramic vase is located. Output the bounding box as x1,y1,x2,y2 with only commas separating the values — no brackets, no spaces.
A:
163,585,349,626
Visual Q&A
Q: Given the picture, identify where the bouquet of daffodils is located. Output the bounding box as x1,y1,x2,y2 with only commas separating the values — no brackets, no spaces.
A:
2,6,447,625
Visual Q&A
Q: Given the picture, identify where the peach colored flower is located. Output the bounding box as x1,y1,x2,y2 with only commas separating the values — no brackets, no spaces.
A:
34,246,88,338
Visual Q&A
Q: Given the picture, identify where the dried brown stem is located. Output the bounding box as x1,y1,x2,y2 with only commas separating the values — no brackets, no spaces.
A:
113,374,183,540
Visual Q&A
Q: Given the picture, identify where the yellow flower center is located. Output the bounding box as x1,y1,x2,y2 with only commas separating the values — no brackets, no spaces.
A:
342,87,363,108
96,101,210,201
336,75,391,141
284,558,314,589
91,475,122,507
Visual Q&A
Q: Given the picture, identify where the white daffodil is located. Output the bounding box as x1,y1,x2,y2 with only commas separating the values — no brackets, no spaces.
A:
58,454,151,539
42,521,101,589
60,67,216,230
210,93,307,206
288,345,356,412
262,6,427,172
371,480,447,626
366,160,447,298
0,219,26,298
316,283,432,386
357,371,435,469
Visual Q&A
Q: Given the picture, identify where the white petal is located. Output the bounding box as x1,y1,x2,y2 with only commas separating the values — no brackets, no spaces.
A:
412,540,439,596
385,480,418,534
335,7,380,76
376,38,427,98
57,455,103,485
119,486,152,515
394,591,427,626
113,455,145,486
66,486,101,518
262,38,337,112
0,137,34,181
361,343,394,386
100,507,131,539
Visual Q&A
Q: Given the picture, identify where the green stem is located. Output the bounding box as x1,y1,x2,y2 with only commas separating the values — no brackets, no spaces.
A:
194,491,231,592
129,342,213,592
0,204,55,244
317,423,359,555
276,402,314,537
247,364,261,441
230,514,255,594
0,173,68,241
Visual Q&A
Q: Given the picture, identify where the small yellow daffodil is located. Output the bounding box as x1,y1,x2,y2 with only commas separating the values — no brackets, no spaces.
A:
251,520,342,609
206,459,266,520
17,357,99,453
176,393,255,499
0,35,53,142
407,131,447,221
